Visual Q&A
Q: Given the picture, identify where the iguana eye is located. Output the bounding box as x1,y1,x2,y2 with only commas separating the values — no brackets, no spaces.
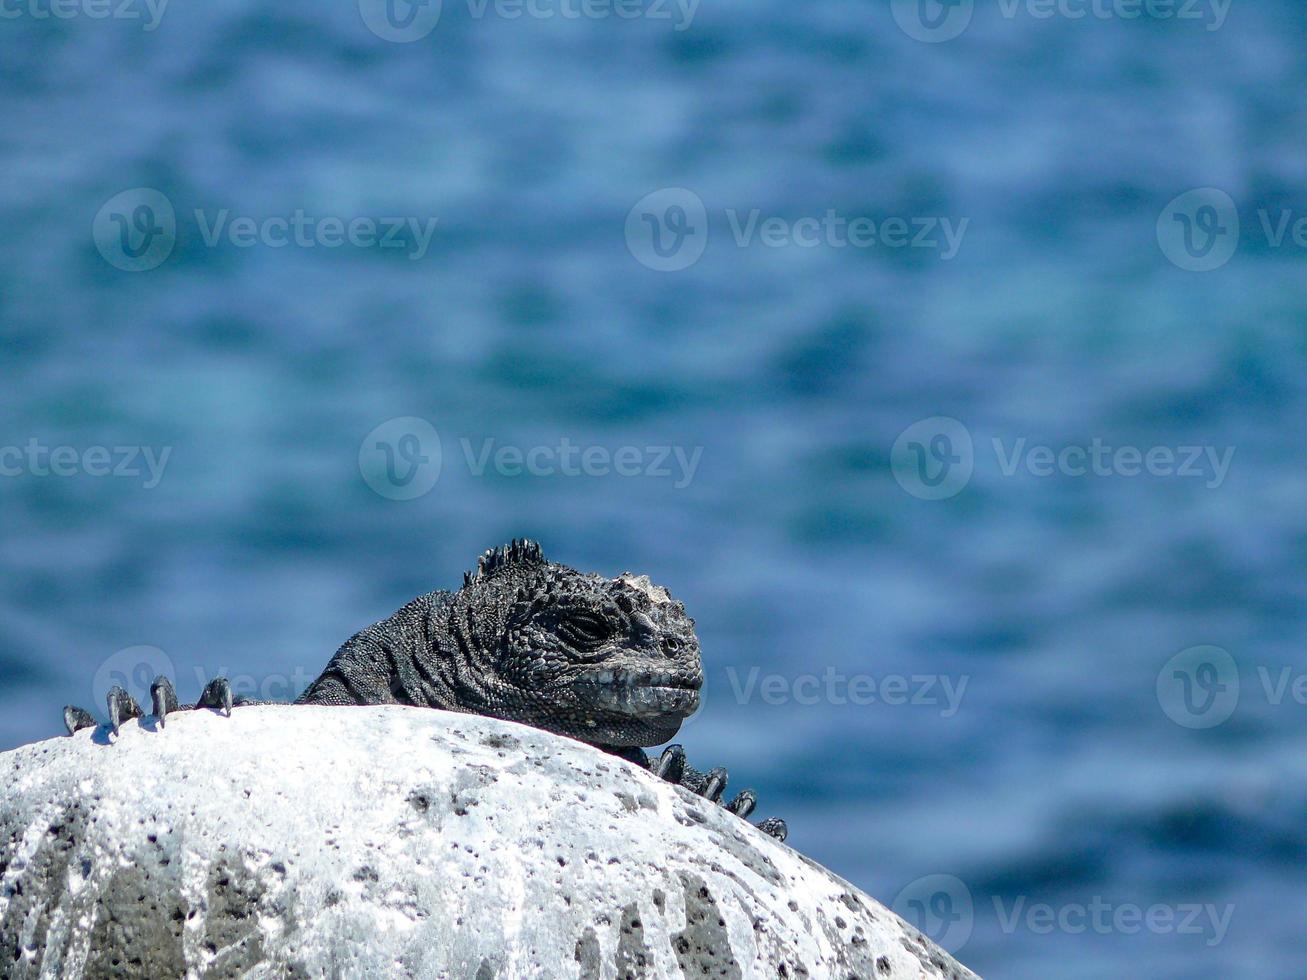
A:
664,637,683,652
567,615,611,644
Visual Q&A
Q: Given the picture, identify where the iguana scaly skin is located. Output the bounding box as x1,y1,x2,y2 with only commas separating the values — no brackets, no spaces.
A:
63,540,786,840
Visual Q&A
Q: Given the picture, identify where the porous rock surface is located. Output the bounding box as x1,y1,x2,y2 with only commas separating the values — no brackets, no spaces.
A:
0,706,978,979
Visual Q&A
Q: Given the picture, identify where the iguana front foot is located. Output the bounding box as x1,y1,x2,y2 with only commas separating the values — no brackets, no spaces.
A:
63,675,238,738
651,744,788,842
64,685,146,737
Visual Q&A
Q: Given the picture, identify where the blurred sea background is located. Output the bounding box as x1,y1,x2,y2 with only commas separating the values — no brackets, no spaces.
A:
3,1,1306,976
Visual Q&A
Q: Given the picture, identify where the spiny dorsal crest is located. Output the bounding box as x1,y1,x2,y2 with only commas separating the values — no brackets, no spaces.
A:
463,538,546,587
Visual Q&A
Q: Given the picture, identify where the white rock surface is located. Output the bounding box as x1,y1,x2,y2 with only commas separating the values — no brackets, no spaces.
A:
0,705,978,979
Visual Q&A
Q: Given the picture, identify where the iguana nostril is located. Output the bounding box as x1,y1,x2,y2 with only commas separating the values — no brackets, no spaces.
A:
631,612,658,644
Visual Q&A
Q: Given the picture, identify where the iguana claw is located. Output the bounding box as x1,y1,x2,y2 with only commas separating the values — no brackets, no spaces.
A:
106,686,142,737
151,675,180,727
62,675,242,737
656,744,686,782
63,705,97,736
197,676,233,716
725,790,757,819
756,817,788,842
700,767,728,803
645,748,785,841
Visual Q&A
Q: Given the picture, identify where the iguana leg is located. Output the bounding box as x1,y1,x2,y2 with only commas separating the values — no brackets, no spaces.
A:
648,744,788,842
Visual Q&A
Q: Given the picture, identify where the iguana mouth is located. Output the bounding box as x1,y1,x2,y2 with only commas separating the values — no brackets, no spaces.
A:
575,668,702,718
578,668,701,690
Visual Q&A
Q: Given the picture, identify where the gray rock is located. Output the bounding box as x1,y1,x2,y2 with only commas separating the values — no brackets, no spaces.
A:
0,706,979,979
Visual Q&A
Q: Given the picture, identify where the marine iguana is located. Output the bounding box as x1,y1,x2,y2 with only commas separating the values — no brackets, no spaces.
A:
63,540,786,840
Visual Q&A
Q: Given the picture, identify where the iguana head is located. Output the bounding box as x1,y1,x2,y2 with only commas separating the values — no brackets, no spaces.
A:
453,540,703,748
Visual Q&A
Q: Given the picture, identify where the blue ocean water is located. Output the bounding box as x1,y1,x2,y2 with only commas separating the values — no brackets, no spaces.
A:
2,2,1306,976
